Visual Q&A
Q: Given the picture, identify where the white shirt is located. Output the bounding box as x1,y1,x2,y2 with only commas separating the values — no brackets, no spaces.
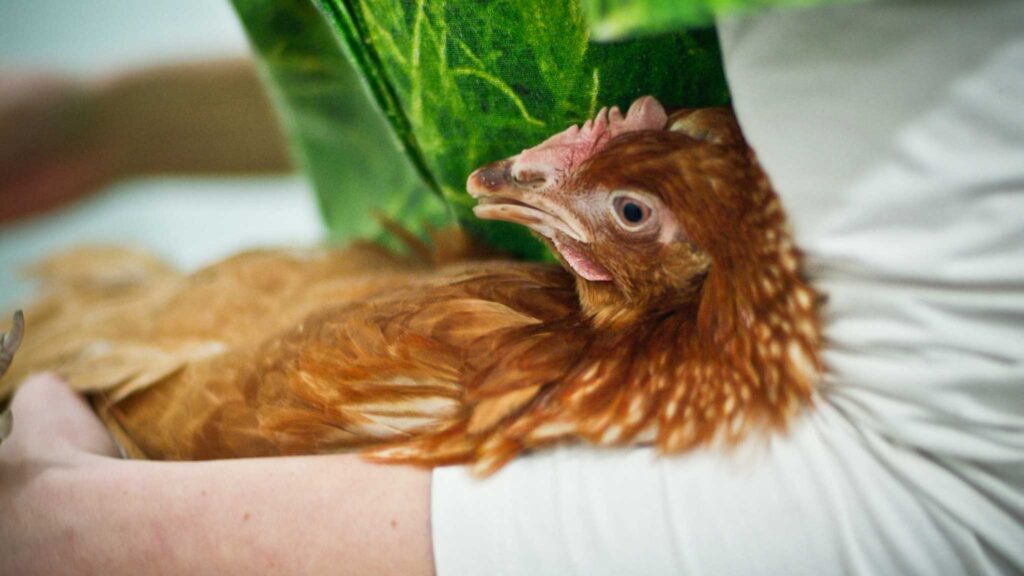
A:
431,1,1024,573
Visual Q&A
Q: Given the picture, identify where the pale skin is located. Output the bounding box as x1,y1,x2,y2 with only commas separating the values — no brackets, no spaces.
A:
0,375,435,575
0,59,434,575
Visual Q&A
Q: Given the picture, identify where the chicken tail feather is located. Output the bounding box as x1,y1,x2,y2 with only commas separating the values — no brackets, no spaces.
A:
2,245,184,402
24,245,178,290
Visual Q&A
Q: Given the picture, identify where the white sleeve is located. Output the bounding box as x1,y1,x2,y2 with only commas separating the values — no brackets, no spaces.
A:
431,1,1024,574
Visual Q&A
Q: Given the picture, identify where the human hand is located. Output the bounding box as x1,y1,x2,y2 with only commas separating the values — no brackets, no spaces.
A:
0,373,120,574
0,372,119,464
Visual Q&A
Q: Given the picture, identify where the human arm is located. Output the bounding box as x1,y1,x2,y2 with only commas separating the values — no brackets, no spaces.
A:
0,374,434,576
0,58,292,223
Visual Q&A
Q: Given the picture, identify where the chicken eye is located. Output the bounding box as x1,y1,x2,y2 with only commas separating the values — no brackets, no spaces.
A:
611,195,653,230
622,202,644,223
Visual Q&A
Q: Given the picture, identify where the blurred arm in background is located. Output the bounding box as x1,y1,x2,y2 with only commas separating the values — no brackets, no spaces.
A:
0,57,292,223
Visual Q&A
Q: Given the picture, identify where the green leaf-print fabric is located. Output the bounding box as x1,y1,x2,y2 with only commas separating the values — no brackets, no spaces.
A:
230,0,448,248
232,0,730,258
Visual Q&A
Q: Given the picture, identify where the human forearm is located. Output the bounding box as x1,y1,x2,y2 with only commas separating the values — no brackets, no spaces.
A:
27,456,432,576
0,376,434,576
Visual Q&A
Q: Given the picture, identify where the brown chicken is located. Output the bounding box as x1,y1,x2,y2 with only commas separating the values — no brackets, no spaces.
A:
0,97,821,475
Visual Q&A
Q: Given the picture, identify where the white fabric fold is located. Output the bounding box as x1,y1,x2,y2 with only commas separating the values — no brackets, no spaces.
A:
432,1,1024,573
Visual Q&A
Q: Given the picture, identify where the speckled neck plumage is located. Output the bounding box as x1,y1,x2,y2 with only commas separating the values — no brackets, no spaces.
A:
561,159,821,455
658,157,821,451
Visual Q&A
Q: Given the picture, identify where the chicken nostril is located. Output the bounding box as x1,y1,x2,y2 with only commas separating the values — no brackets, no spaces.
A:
512,169,547,188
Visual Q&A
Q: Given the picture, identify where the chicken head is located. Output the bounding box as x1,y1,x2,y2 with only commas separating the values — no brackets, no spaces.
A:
469,99,757,326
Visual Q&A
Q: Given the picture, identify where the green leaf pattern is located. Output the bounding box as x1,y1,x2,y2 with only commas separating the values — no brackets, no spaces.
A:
232,0,731,258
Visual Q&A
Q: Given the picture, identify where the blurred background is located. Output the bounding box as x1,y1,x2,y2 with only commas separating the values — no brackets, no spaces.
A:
0,0,322,310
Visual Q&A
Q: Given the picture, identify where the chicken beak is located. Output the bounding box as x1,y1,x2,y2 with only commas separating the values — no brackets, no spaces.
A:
467,159,590,245
468,160,615,282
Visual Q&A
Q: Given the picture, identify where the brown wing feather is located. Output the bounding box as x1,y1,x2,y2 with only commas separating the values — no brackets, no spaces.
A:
99,262,576,460
6,245,424,390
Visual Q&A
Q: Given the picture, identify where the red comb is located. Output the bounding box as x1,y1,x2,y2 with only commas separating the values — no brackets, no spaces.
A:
511,96,668,189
